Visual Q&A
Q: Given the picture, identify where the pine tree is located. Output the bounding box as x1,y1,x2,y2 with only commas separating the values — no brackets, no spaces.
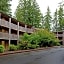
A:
41,14,45,28
53,9,58,31
0,0,12,16
58,5,64,30
44,6,52,31
15,0,42,28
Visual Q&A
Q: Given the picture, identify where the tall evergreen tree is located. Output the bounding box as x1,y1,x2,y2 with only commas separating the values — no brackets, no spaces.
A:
44,6,52,31
58,5,64,30
41,14,45,28
15,0,42,28
53,9,58,31
0,0,12,16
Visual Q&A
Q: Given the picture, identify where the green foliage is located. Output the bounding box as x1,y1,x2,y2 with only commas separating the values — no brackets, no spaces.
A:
9,44,18,51
19,33,39,49
52,9,58,31
18,41,29,50
58,6,63,30
43,6,52,31
19,29,60,49
15,0,42,28
19,33,30,50
34,29,60,47
0,45,5,53
0,0,12,16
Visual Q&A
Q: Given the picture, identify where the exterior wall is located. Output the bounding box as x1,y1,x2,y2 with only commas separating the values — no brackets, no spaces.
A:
0,40,9,50
0,12,34,50
54,31,64,45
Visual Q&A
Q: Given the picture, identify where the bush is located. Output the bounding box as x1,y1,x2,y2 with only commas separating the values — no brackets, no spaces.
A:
0,45,4,53
9,44,17,51
28,44,39,49
19,29,60,49
18,41,29,50
34,29,60,47
19,33,39,49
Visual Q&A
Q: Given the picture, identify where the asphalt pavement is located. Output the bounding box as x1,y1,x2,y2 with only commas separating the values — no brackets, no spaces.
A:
0,47,64,64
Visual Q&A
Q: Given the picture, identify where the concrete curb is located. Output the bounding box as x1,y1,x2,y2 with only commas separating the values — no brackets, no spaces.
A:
0,46,59,56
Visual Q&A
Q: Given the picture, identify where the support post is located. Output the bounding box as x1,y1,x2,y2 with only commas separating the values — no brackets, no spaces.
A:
17,22,19,44
25,25,27,32
9,18,11,46
0,13,1,25
63,31,64,45
32,26,35,32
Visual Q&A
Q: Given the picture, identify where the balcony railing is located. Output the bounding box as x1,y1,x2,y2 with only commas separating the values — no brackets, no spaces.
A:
0,19,9,28
55,34,63,37
27,28,33,33
19,26,26,32
0,19,34,33
10,34,18,40
0,32,9,40
11,23,18,30
0,32,18,40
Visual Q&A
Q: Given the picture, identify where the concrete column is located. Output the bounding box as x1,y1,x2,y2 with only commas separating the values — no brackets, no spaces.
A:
17,22,19,44
9,18,11,46
25,25,27,32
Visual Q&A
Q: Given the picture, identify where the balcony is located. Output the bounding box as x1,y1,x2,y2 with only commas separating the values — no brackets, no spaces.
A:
19,26,26,32
0,19,9,28
0,32,18,40
55,34,63,37
10,34,18,40
0,19,34,33
27,28,33,33
0,32,9,40
11,23,18,30
0,19,18,30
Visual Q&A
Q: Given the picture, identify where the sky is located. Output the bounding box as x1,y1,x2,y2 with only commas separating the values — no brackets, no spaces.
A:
11,0,63,16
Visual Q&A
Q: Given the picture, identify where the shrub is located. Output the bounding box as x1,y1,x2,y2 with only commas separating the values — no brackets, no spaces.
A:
0,45,5,53
29,44,39,49
9,44,17,51
19,29,60,49
34,29,60,47
19,33,39,49
18,41,29,50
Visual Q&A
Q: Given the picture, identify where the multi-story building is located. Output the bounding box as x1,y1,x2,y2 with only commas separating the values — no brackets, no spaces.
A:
0,12,34,50
54,31,64,45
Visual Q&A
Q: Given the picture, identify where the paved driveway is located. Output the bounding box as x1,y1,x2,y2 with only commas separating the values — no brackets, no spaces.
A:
0,48,64,64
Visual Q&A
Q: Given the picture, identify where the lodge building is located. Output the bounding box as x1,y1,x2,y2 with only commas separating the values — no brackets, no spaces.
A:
0,12,34,50
54,31,64,45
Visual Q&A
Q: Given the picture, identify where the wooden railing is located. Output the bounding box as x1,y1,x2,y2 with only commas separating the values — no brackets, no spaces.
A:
55,34,63,37
0,32,9,40
11,23,18,30
27,28,33,33
19,26,26,32
11,34,18,40
0,19,34,33
0,19,9,28
0,32,18,40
